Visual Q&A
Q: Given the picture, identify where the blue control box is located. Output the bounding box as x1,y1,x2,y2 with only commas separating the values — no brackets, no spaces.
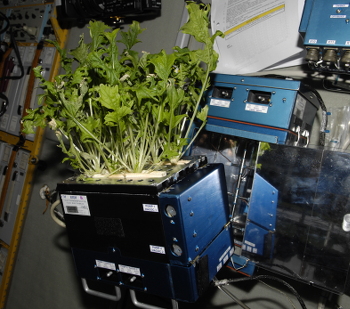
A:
205,74,320,146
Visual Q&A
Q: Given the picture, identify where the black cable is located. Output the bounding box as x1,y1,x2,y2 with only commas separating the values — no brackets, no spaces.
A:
215,274,308,309
218,285,251,309
0,12,25,81
259,263,302,279
0,11,10,35
0,11,25,118
5,30,25,80
253,275,307,309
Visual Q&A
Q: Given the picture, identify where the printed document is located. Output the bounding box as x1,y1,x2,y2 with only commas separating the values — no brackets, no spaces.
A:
211,0,305,74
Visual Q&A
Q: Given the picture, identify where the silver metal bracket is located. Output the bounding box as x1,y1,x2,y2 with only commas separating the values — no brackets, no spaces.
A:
130,290,179,309
81,278,121,301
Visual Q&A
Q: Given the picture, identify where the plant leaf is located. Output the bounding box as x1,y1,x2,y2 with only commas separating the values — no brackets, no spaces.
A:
70,35,90,65
78,117,101,142
180,2,211,44
98,84,121,110
104,107,132,126
21,3,222,175
150,50,176,81
118,21,145,50
196,104,208,122
88,20,110,50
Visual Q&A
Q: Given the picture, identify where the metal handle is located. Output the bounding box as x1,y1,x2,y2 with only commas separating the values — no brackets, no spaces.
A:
294,126,301,146
301,129,310,147
81,278,121,301
130,290,179,309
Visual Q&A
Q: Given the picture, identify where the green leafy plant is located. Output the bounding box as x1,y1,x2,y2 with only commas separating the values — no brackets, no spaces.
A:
22,2,224,177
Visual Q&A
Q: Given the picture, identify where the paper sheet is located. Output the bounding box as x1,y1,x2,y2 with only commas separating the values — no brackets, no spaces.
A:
211,0,305,74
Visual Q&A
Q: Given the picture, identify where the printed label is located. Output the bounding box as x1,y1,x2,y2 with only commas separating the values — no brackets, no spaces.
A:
333,4,349,7
219,246,231,262
326,40,336,44
294,94,306,119
61,195,91,216
245,103,268,113
143,204,159,213
210,99,231,108
330,15,346,18
2,146,10,162
244,240,255,247
96,260,116,270
43,47,55,65
119,264,141,276
19,152,29,170
149,245,166,254
308,39,317,44
16,194,21,206
25,47,35,64
9,116,18,132
0,114,8,129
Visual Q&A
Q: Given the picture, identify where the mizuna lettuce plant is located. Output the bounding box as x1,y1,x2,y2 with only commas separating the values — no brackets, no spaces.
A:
22,2,224,177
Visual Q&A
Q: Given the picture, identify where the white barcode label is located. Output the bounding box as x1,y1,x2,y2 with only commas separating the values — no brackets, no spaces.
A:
61,195,91,216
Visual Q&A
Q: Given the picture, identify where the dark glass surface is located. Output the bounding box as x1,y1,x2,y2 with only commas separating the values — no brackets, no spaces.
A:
249,143,350,294
191,131,350,294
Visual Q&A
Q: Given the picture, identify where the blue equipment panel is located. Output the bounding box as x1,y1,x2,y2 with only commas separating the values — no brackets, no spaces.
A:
159,165,230,266
243,222,275,259
300,0,350,48
299,0,350,72
205,74,320,146
242,174,278,259
247,174,278,232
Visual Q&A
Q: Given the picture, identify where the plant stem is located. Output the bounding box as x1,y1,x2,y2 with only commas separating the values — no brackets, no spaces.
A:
183,64,210,144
